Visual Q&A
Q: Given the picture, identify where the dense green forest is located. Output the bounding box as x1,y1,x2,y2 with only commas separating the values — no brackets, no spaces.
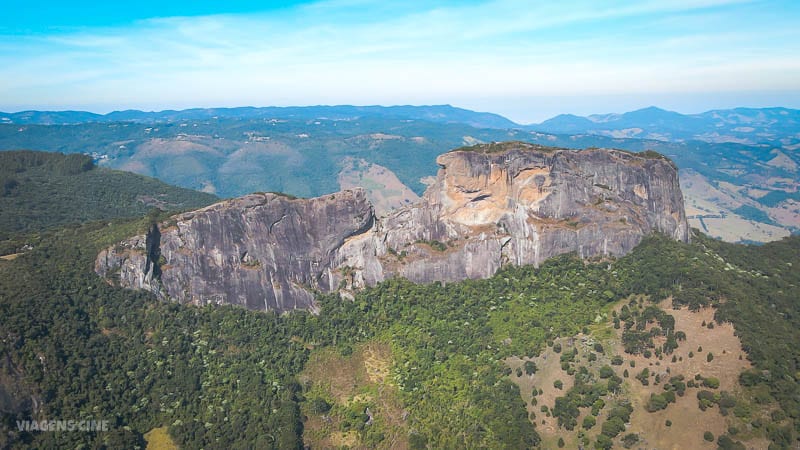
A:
0,151,216,242
0,152,797,448
1,218,798,448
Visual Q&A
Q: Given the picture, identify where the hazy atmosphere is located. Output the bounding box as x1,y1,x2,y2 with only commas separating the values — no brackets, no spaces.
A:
3,0,800,121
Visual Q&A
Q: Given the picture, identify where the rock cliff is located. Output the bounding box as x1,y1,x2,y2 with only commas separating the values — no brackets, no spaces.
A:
96,143,689,312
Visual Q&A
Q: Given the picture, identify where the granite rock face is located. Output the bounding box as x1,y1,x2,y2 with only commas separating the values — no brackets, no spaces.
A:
377,143,689,284
96,143,689,312
96,190,376,312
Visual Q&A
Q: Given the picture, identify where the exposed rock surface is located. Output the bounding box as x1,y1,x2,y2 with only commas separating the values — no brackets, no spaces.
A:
97,143,689,312
96,190,375,312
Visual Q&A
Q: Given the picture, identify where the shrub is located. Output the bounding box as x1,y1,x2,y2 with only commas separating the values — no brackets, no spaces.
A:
707,353,714,362
595,434,613,450
591,399,605,416
621,433,639,449
646,393,669,412
717,435,745,450
635,368,650,386
702,377,720,389
594,343,604,353
697,390,716,411
598,365,614,379
582,415,596,429
601,416,626,438
703,431,714,442
608,402,633,424
607,375,622,393
718,392,736,408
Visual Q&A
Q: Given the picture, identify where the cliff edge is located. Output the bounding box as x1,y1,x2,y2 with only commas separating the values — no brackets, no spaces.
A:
96,143,689,312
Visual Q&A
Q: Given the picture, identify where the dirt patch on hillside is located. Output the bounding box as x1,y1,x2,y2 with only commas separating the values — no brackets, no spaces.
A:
300,341,409,450
613,299,762,450
505,297,768,449
144,427,178,450
338,157,420,215
506,338,575,439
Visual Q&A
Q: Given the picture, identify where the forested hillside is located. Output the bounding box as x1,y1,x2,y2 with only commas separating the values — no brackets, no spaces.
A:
0,151,216,242
1,216,797,448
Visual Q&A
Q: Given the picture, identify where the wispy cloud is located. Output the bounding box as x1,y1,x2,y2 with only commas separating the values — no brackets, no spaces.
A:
1,0,798,120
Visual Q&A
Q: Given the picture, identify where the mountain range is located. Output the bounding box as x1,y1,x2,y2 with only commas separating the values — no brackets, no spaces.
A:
0,105,797,244
534,106,800,146
4,104,799,148
0,105,517,129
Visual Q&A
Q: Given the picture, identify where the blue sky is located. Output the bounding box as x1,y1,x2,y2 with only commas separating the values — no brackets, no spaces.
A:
2,0,799,122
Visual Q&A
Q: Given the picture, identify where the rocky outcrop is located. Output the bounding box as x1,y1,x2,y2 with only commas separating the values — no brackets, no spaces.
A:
96,190,376,312
375,143,689,284
97,143,689,312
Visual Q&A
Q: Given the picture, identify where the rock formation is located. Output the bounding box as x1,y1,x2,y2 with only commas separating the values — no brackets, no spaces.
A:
96,143,689,312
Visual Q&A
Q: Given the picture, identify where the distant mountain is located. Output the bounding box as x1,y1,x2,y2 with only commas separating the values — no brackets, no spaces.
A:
533,114,596,134
0,110,103,125
532,106,800,146
0,104,519,129
1,105,798,243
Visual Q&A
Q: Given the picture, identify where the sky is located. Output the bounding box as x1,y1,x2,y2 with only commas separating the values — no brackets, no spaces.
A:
2,0,799,123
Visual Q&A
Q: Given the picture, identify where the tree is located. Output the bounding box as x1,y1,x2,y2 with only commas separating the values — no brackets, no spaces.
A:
595,434,613,450
621,433,639,448
646,393,669,412
601,416,626,438
598,365,614,379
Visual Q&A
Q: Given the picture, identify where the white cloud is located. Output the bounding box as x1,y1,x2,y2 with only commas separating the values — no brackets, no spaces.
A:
0,0,798,117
